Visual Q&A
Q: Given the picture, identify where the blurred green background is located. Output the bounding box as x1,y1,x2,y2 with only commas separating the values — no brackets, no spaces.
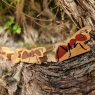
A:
0,0,76,49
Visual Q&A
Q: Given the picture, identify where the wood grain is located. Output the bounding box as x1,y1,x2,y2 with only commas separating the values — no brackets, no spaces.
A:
55,26,92,62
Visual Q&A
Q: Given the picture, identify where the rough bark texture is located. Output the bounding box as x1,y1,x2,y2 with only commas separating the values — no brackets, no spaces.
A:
56,0,95,30
0,45,95,95
0,0,95,95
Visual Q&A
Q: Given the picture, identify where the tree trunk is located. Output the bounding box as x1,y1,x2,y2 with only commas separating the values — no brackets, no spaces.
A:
56,0,95,29
0,0,95,95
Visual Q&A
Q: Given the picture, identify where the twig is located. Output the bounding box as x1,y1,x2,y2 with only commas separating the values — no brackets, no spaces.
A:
2,0,53,22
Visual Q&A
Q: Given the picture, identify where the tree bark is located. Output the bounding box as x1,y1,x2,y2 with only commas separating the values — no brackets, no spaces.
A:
55,0,95,29
0,0,95,95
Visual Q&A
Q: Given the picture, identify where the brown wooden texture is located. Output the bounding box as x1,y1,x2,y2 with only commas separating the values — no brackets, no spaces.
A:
21,46,52,64
0,45,95,95
0,0,95,95
1,46,52,64
55,0,95,30
55,26,92,62
0,47,14,60
21,48,43,64
11,48,25,64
